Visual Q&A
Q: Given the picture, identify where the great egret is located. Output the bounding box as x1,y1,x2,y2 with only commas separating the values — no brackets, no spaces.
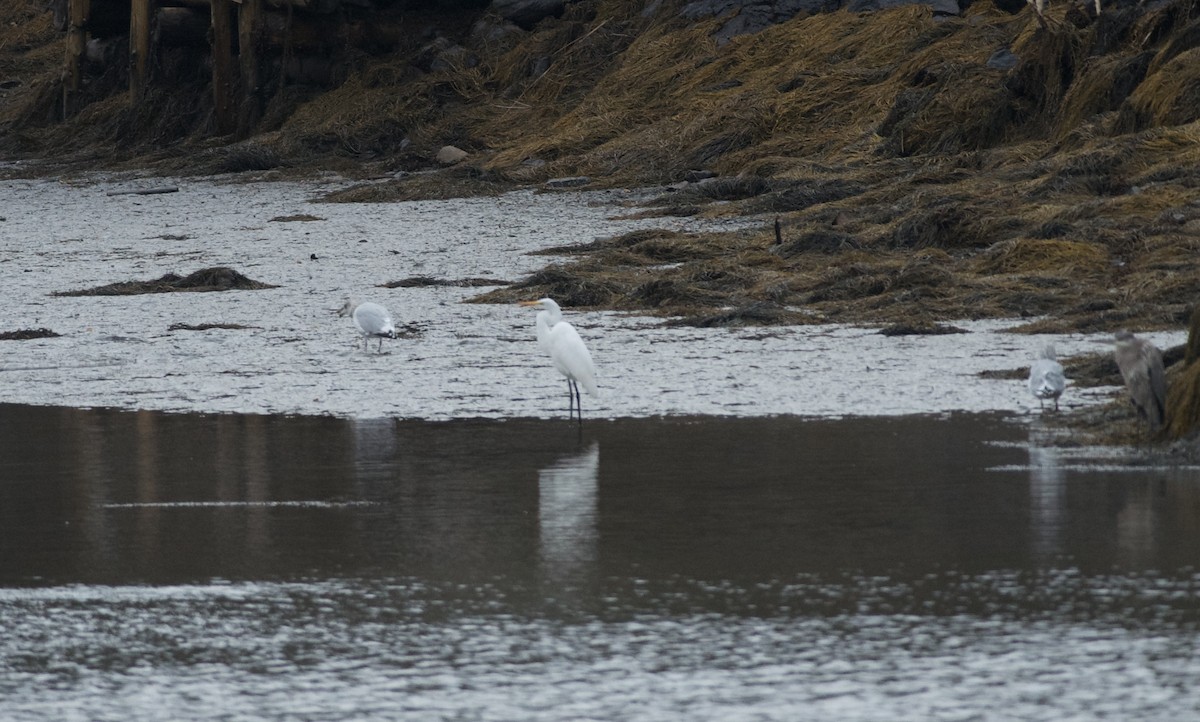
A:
1113,330,1166,430
338,298,396,352
519,298,598,423
1028,343,1066,411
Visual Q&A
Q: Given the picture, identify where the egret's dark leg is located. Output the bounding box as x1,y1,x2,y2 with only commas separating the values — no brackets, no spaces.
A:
565,379,575,418
573,380,583,426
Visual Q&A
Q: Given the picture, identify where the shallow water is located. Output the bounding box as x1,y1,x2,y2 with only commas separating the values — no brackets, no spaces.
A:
0,176,1184,418
3,405,1200,721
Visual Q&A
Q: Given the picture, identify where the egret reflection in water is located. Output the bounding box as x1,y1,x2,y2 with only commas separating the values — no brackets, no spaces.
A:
538,441,600,581
7,408,1200,721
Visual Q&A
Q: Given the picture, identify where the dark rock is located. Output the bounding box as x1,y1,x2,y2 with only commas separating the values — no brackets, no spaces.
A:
986,48,1019,70
470,16,525,52
680,0,961,38
492,0,570,30
714,5,774,44
413,37,477,73
847,0,958,11
679,0,742,21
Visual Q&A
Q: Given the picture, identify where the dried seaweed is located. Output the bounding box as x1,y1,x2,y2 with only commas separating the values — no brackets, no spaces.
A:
55,267,277,296
0,328,60,340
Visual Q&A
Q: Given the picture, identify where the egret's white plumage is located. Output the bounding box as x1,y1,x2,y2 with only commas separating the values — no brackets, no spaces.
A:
520,297,598,423
1028,343,1066,411
338,298,396,352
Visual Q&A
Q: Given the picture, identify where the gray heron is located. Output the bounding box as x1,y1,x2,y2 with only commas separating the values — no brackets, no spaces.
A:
1113,330,1166,430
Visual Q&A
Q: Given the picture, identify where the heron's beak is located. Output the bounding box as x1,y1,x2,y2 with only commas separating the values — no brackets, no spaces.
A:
518,300,542,308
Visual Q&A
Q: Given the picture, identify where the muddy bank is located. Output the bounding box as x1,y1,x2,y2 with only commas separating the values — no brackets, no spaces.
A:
4,1,1199,334
3,0,1200,433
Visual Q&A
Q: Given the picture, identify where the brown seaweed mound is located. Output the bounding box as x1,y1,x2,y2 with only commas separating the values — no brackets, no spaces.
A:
383,276,510,288
55,267,277,296
0,328,60,340
168,323,258,331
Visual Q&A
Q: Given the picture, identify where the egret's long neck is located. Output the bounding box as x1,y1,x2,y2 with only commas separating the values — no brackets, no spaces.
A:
536,310,553,346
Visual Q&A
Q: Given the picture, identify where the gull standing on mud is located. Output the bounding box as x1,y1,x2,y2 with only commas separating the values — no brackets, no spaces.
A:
520,298,598,424
338,298,396,352
1028,344,1066,411
1113,330,1167,430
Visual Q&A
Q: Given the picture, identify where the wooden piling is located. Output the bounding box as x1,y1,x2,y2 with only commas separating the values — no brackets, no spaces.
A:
63,0,91,117
210,0,235,134
237,0,263,135
129,0,153,102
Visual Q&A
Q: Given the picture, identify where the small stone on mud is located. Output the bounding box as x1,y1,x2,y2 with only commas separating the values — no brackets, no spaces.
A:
436,146,469,165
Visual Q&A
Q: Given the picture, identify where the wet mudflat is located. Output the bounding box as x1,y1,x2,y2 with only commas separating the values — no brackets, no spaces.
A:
3,405,1200,721
0,176,1185,417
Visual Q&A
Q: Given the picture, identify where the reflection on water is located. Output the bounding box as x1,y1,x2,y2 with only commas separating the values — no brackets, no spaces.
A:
351,416,399,480
1028,436,1065,562
538,441,600,583
3,404,1200,721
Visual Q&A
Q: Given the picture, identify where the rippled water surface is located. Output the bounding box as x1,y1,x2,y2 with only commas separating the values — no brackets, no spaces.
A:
3,405,1200,721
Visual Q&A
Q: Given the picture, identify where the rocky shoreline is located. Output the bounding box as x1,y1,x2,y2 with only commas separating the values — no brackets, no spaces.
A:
3,0,1200,441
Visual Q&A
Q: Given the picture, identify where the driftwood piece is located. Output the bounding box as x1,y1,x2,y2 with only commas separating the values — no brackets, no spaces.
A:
106,186,180,196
